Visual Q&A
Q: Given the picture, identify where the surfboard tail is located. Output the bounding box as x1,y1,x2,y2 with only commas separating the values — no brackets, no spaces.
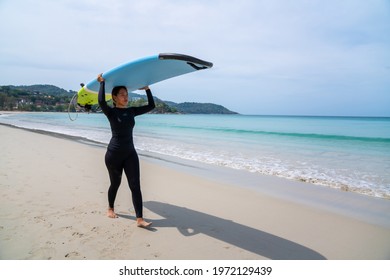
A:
77,86,112,107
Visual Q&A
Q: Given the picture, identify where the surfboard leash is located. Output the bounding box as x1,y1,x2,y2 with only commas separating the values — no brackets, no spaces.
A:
68,92,79,121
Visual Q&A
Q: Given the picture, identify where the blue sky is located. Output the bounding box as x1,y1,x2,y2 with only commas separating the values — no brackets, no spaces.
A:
1,0,389,116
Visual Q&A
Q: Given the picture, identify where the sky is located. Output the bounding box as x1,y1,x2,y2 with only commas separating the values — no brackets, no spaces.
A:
1,0,389,116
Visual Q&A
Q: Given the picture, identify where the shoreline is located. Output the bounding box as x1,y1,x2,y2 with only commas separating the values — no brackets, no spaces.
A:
1,111,389,201
2,110,390,118
1,122,390,227
140,150,390,228
1,124,390,259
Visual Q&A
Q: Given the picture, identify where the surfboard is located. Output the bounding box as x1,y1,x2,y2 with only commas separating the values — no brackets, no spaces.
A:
77,53,213,107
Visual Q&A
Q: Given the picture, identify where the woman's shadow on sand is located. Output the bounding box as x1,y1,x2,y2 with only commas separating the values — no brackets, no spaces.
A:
119,201,326,260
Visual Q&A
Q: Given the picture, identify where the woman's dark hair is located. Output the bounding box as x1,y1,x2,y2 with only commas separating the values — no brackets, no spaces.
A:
112,86,128,96
111,86,127,107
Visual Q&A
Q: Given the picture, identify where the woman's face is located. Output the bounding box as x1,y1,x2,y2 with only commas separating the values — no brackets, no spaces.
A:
113,88,128,108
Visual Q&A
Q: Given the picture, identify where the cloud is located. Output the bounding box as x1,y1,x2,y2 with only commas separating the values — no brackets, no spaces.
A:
1,0,389,115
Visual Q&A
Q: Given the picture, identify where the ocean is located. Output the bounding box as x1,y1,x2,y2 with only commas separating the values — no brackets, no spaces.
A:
1,112,389,199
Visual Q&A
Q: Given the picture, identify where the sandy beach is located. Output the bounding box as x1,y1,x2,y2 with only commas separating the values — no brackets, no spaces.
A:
0,123,389,260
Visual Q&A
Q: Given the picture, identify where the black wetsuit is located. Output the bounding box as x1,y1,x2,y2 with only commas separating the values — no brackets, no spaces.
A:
98,81,155,218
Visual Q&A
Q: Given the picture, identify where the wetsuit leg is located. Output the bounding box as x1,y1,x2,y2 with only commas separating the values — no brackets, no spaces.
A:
123,151,143,218
105,150,123,209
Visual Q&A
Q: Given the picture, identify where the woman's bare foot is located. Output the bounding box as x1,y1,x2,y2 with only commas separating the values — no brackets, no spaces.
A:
107,208,118,218
137,218,152,228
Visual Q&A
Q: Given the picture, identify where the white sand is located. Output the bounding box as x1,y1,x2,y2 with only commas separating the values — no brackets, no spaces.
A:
0,124,389,260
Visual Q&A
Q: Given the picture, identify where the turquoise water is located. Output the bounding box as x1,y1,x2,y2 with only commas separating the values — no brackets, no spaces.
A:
1,113,389,199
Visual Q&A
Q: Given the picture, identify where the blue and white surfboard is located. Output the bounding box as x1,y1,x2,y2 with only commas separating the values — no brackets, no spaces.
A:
77,53,213,106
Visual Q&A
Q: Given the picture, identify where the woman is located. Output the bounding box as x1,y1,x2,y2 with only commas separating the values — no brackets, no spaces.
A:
97,73,155,228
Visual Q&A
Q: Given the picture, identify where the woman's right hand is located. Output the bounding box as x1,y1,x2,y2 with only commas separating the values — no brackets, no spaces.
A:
97,73,105,83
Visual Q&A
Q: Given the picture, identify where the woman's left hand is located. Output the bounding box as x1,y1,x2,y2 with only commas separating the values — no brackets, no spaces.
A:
139,86,150,90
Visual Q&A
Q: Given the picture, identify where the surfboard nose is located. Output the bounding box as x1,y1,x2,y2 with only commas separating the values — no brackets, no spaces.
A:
158,53,213,69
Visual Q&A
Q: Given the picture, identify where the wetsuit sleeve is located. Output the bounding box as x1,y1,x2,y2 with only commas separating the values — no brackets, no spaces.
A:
133,88,156,116
98,81,111,116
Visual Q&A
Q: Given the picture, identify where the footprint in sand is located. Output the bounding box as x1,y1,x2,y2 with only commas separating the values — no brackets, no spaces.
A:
72,232,84,238
64,251,85,259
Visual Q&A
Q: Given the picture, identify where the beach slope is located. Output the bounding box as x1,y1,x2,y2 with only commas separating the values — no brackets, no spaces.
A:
0,124,389,260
